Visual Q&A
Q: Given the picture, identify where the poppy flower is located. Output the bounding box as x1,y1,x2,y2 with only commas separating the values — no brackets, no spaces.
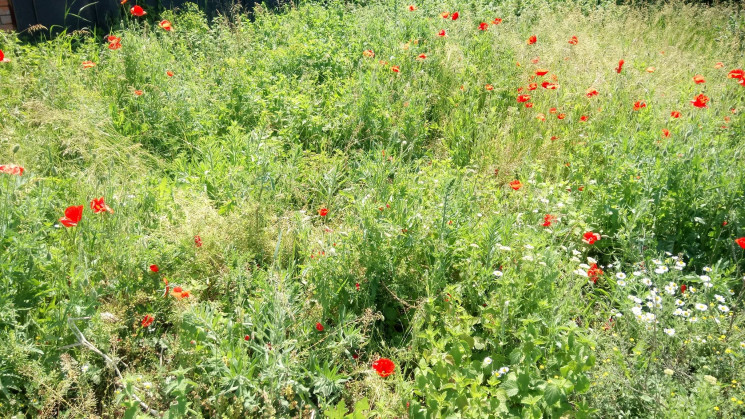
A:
616,59,624,74
478,22,488,31
319,208,329,217
549,107,557,114
671,110,681,118
244,334,251,341
59,205,84,228
492,18,502,25
587,263,603,284
416,53,426,60
693,74,705,84
736,237,745,249
535,69,549,76
82,61,96,68
525,102,533,108
582,231,601,245
130,5,146,16
134,90,143,96
536,113,546,121
173,286,183,294
527,35,537,45
0,49,7,63
550,135,559,141
315,322,324,332
680,284,687,293
391,65,400,73
542,81,558,90
355,282,360,290
531,57,540,64
690,94,709,108
509,180,522,190
662,129,670,137
149,264,159,273
194,235,203,247
557,113,566,120
485,84,494,91
728,69,744,80
437,29,447,37
159,20,173,31
451,12,459,20
90,197,114,214
141,314,154,328
167,70,174,77
0,164,24,176
120,0,127,4
542,214,556,227
580,115,588,122
440,12,449,19
714,62,724,69
408,5,416,11
586,88,598,97
527,83,537,90
107,36,122,50
372,358,395,377
646,67,655,73
516,94,530,103
633,101,646,111
568,35,578,45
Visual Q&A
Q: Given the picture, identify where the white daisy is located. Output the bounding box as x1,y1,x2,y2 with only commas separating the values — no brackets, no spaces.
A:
664,328,675,336
616,272,627,280
654,266,669,274
617,280,627,287
715,294,725,303
695,303,708,311
718,305,730,313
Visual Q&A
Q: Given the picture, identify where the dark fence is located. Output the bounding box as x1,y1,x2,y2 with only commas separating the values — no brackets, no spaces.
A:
11,0,264,33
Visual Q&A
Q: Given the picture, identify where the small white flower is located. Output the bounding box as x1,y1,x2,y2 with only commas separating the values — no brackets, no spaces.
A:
703,266,712,272
673,308,684,316
617,280,627,287
715,294,725,303
579,263,591,270
499,245,512,251
524,244,534,250
483,357,493,366
81,364,90,373
654,266,669,274
143,382,153,390
631,306,643,316
652,259,663,265
704,282,713,289
496,366,510,377
699,275,711,283
587,257,598,264
642,277,653,286
664,328,675,336
688,316,699,323
675,299,684,306
664,282,677,295
493,270,503,278
718,305,730,313
522,255,534,261
740,342,745,349
695,303,708,311
682,310,691,318
616,272,627,280
729,289,735,296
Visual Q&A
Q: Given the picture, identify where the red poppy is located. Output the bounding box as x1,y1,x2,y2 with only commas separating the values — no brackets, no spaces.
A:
509,180,522,190
633,101,646,111
536,113,546,121
173,286,183,294
714,62,724,69
535,69,549,76
0,49,7,62
244,334,251,341
525,102,533,108
391,65,400,73
59,205,84,228
616,59,624,74
0,164,24,176
372,358,395,377
557,113,566,120
693,74,705,84
541,81,558,89
130,5,146,16
580,115,588,122
662,128,670,137
90,197,114,214
194,235,203,247
670,110,681,118
728,69,744,80
583,231,601,245
438,29,447,37
82,61,96,68
680,284,687,294
549,107,557,114
568,35,578,45
736,237,745,249
107,38,122,50
120,0,127,4
440,12,449,19
542,214,556,227
355,282,360,290
690,94,709,108
587,263,603,284
319,208,328,217
451,12,459,20
416,54,426,60
586,88,598,97
527,35,536,45
141,314,154,328
167,70,174,77
149,264,159,273
527,83,537,90
485,84,494,91
531,57,540,64
159,20,173,31
315,322,324,332
516,94,531,103
408,5,416,11
478,22,488,31
492,18,502,25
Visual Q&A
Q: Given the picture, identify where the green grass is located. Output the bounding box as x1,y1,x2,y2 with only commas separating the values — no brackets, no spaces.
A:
1,0,745,417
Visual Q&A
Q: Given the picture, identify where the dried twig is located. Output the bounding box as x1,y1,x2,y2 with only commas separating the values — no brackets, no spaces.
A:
66,317,161,417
